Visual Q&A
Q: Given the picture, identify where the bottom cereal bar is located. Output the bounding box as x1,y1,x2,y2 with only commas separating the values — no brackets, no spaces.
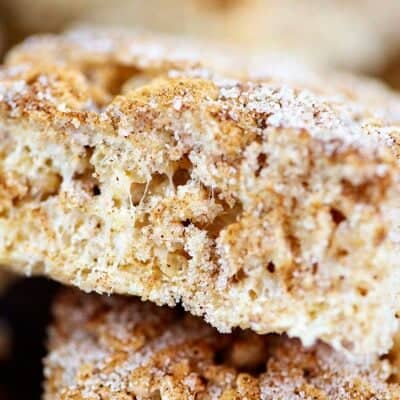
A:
44,290,400,399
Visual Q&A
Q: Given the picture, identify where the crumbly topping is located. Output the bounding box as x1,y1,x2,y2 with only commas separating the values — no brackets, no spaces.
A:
3,28,400,157
215,80,399,155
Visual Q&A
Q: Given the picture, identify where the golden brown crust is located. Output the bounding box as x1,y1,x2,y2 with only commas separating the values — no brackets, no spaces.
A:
1,29,400,358
44,290,400,400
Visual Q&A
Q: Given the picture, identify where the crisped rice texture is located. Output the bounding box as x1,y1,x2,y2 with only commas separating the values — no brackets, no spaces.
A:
1,29,400,358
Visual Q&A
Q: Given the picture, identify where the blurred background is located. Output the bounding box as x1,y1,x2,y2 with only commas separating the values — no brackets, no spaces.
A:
1,0,400,87
0,0,400,398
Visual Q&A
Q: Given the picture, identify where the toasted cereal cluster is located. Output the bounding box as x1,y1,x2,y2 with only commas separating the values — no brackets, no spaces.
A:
1,29,400,358
44,290,400,400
